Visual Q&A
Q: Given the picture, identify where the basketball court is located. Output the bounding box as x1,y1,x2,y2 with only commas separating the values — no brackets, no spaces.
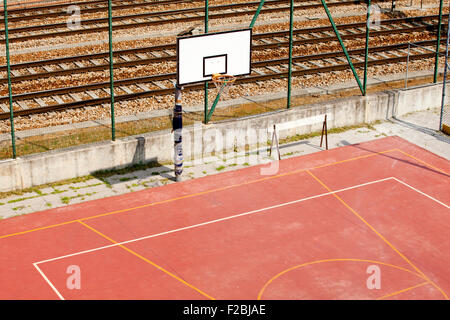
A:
0,136,448,300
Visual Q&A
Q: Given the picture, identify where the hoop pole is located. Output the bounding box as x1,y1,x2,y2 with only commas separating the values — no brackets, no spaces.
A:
173,85,183,181
3,0,16,159
287,0,294,108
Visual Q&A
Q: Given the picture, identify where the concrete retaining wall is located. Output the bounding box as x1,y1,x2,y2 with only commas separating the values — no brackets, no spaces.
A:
0,82,447,192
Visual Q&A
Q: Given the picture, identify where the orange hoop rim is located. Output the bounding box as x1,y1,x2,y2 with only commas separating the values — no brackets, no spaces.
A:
212,73,236,85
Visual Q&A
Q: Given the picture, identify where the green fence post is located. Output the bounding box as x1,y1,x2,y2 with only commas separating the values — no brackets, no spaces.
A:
363,0,371,96
206,91,221,123
249,0,265,29
3,0,16,158
107,0,116,141
287,0,294,108
439,5,450,132
434,0,444,83
203,0,264,123
321,0,364,95
204,0,209,124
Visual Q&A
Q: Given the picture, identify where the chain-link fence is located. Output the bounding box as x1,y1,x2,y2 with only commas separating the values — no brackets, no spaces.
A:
1,0,132,160
1,0,299,161
1,0,448,162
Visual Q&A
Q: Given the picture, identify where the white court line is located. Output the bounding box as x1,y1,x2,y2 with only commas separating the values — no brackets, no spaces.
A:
392,177,450,209
34,177,394,266
33,263,65,300
33,176,449,300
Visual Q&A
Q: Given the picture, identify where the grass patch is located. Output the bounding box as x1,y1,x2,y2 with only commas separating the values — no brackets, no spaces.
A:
61,192,97,204
216,165,226,171
98,177,112,188
51,188,66,194
0,175,96,200
60,196,70,204
7,193,48,204
284,152,294,156
69,182,102,190
375,132,388,138
160,178,170,185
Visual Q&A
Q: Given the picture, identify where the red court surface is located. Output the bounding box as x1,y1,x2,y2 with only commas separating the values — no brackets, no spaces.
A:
0,136,449,300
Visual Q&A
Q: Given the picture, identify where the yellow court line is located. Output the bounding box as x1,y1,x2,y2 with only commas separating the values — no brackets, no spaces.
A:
77,220,215,300
311,149,397,170
79,149,398,223
80,167,305,222
257,258,426,300
0,148,398,240
376,281,430,300
0,169,304,240
305,170,448,300
394,149,449,176
0,220,75,241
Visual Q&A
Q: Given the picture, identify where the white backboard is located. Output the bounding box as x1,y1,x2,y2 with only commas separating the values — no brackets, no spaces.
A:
177,29,252,86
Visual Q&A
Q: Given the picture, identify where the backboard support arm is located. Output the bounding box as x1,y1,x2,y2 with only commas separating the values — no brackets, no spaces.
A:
321,0,364,95
249,0,265,29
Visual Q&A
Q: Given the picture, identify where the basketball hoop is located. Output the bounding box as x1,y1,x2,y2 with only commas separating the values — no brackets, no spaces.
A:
176,29,250,123
212,73,236,97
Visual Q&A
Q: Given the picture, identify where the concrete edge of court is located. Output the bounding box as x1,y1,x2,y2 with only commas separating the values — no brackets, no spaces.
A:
0,79,449,193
